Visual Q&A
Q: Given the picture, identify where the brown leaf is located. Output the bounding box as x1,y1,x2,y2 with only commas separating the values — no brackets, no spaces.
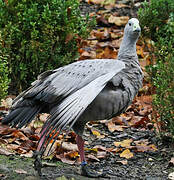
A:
65,33,74,44
61,142,78,151
56,154,76,165
93,145,106,151
131,116,150,128
169,157,174,166
108,120,127,132
134,140,158,152
136,45,144,58
120,149,133,159
0,173,6,177
116,160,128,165
97,151,107,159
86,154,100,162
0,146,14,155
96,47,117,59
39,113,49,122
87,0,105,5
107,147,123,153
12,130,28,141
20,150,33,158
114,139,133,148
108,16,129,26
64,151,79,159
1,97,13,108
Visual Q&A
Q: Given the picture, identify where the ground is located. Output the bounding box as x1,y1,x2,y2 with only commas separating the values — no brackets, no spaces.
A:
0,0,174,180
0,125,174,180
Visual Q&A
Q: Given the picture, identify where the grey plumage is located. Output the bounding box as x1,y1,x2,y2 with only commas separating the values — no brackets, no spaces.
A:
2,18,143,157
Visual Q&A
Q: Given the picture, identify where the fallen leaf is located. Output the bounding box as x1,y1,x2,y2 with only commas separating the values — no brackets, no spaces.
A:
39,113,49,122
97,151,107,159
64,151,79,159
12,130,28,141
14,169,27,174
1,97,13,108
114,139,133,148
120,149,133,159
168,172,174,180
108,121,125,132
20,150,33,158
86,154,100,162
0,173,5,177
65,33,74,44
108,15,129,26
0,147,14,155
93,145,106,151
56,154,76,165
92,129,101,136
134,140,158,152
169,158,174,166
87,0,105,5
116,160,128,165
61,142,78,151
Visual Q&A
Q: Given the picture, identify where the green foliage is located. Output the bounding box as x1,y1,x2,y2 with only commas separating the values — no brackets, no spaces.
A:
138,0,174,41
0,51,10,101
138,1,174,137
0,0,94,91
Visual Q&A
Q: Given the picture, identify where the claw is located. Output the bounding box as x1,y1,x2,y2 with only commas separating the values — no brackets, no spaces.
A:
33,151,43,176
81,164,106,178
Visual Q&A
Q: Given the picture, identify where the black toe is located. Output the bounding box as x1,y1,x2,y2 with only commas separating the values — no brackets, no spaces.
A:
81,164,106,178
33,151,43,176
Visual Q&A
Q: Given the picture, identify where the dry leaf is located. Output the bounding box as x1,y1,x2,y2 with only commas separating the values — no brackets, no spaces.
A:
0,147,14,155
92,129,101,136
0,174,5,177
169,158,174,166
64,151,79,159
86,154,100,162
15,169,27,174
87,0,105,5
134,140,158,152
108,16,129,26
114,139,133,148
116,160,128,165
97,151,107,159
12,130,28,141
56,154,76,165
20,150,33,158
61,142,78,152
168,172,174,180
120,149,133,159
93,145,106,151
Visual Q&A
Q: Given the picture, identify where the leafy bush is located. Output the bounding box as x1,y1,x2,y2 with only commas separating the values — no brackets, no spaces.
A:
0,0,94,91
138,1,174,137
0,51,10,101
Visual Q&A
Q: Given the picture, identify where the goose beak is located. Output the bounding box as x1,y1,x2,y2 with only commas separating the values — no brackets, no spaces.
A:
133,24,141,32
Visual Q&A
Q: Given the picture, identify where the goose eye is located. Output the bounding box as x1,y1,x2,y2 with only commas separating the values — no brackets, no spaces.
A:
129,23,131,26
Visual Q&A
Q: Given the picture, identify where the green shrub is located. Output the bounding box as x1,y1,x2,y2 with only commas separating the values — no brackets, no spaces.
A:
0,51,10,101
0,0,94,92
138,1,174,137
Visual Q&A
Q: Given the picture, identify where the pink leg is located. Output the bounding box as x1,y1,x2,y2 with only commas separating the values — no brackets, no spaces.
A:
37,126,47,151
76,135,86,164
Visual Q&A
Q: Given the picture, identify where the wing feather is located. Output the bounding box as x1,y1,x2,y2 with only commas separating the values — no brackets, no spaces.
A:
40,70,124,154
